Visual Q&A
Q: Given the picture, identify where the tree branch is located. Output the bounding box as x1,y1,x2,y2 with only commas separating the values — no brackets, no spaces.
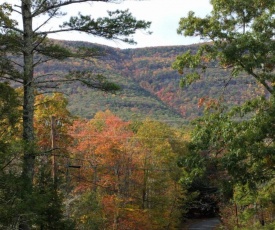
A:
32,0,112,17
33,8,59,33
241,62,273,94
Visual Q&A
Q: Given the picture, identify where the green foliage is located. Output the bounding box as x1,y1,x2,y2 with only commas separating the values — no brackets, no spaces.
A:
66,72,121,92
37,41,74,60
173,0,275,94
29,167,75,229
134,120,185,228
173,48,206,87
0,148,23,228
174,1,275,227
70,191,105,230
179,96,275,226
61,9,151,44
0,82,20,136
0,3,16,29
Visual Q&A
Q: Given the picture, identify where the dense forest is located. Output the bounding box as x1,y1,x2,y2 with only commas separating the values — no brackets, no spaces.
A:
33,40,262,125
1,0,275,230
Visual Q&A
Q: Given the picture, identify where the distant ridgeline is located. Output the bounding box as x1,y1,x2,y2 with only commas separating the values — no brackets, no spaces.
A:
34,40,259,126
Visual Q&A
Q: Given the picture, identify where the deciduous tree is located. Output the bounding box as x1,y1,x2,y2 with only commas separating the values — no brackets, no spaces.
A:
134,120,185,229
173,0,275,227
173,0,275,94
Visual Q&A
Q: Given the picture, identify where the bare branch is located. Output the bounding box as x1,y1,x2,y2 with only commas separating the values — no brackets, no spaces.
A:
33,8,59,33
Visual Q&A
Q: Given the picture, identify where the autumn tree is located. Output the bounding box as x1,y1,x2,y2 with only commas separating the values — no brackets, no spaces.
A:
33,93,74,228
134,120,185,229
68,113,188,229
34,93,73,161
173,0,275,227
69,111,140,229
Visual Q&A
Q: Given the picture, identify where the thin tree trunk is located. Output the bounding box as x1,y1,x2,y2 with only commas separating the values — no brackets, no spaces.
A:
51,115,57,189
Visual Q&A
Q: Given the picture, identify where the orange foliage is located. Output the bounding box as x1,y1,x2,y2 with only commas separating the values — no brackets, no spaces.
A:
68,111,184,229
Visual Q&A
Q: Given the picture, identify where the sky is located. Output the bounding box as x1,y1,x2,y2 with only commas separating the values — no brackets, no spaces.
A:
8,0,212,49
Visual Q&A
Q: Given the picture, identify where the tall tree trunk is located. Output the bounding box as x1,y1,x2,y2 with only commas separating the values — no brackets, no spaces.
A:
22,0,35,189
19,1,35,229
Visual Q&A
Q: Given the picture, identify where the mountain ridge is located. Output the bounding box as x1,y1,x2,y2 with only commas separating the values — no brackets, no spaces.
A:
36,40,259,125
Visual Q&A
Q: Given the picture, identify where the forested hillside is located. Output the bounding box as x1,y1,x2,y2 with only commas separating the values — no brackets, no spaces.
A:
35,40,261,124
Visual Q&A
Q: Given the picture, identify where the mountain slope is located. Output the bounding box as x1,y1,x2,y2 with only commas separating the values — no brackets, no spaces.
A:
35,40,260,125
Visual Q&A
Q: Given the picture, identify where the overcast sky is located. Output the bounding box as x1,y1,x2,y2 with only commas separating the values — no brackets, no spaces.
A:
8,0,212,49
